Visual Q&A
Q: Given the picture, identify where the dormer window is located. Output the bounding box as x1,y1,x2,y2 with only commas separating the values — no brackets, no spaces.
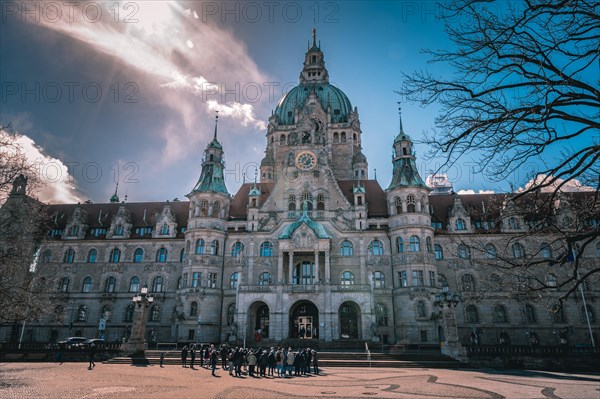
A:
334,109,341,116
68,226,79,237
311,55,316,63
508,217,519,230
160,224,170,235
455,218,466,231
115,224,123,236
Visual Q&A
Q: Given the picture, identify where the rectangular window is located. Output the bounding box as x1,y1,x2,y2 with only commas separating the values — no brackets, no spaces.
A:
188,329,195,340
399,271,408,287
429,271,436,287
412,271,424,286
420,330,428,342
182,273,188,288
192,272,202,288
208,273,217,288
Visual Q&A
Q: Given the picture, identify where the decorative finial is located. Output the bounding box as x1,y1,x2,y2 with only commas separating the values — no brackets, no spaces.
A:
312,27,317,47
254,168,258,186
374,168,377,181
397,102,404,134
242,172,246,184
213,110,219,140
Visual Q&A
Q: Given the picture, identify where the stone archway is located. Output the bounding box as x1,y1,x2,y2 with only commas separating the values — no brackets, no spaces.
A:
289,300,319,339
339,301,361,339
247,301,270,343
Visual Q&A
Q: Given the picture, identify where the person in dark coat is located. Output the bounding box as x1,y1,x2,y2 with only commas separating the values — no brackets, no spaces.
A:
267,348,276,376
258,350,268,377
181,345,188,367
190,345,196,369
312,350,319,375
87,343,96,370
210,348,219,376
220,345,228,370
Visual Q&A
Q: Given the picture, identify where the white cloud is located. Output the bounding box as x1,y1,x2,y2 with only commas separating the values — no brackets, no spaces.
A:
457,189,496,195
207,100,267,131
519,174,595,193
1,129,81,204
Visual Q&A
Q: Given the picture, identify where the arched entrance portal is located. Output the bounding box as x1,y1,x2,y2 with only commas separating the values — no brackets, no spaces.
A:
248,302,270,342
339,301,360,339
289,301,319,339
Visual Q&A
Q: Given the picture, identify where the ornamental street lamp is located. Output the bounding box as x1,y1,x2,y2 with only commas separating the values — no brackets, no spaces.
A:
121,283,154,355
434,290,467,361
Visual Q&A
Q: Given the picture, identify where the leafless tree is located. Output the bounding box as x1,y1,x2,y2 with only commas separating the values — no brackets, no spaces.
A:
401,1,599,301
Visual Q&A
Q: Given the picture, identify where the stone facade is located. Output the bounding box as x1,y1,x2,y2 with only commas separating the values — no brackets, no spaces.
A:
1,31,598,350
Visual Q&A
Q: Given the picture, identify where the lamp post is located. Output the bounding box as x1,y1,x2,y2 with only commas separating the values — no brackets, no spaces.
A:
121,283,154,355
434,290,467,361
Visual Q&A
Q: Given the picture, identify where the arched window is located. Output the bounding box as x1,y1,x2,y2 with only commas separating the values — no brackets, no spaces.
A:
439,274,449,291
129,276,140,292
373,271,385,288
125,304,134,322
333,132,339,143
288,194,296,211
104,276,116,293
455,218,466,230
341,271,355,285
546,273,557,287
149,305,160,322
368,240,384,256
375,302,388,326
211,240,220,255
115,224,123,236
200,200,209,216
63,248,75,263
42,249,52,263
155,248,168,262
227,304,236,325
59,277,70,293
133,248,143,263
260,242,273,257
340,240,354,256
494,305,507,322
316,193,325,211
426,237,433,253
507,217,519,230
82,276,92,293
340,131,347,142
77,305,88,321
152,276,164,292
195,239,205,255
186,240,191,253
485,244,497,259
406,195,416,212
394,197,402,214
160,224,169,235
581,305,596,323
461,274,476,292
409,235,421,252
466,305,479,323
190,301,198,317
458,244,471,259
231,242,244,257
229,272,239,289
396,237,404,253
434,244,443,260
179,248,185,262
540,243,552,259
525,304,536,323
300,192,313,210
109,248,121,263
87,249,97,263
258,272,272,286
416,301,427,318
280,134,286,145
512,242,525,258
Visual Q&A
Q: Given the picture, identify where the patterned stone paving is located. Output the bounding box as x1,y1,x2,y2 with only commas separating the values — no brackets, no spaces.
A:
0,363,598,399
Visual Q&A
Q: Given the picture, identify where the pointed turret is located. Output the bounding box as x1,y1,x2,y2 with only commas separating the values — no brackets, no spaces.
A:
299,28,329,84
388,105,427,189
190,112,229,195
109,183,120,203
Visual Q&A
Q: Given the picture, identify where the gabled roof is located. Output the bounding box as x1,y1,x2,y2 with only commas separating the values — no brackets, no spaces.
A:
229,183,275,219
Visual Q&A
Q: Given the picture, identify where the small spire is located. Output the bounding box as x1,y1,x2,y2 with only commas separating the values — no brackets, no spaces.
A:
397,102,404,134
374,168,377,181
312,27,317,47
243,172,246,184
253,168,258,187
213,110,219,140
110,182,119,203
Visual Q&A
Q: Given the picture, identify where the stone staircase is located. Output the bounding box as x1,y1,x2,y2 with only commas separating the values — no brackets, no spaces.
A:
103,349,460,368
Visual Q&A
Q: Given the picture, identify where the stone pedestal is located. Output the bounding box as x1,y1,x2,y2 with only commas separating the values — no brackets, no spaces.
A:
121,301,150,355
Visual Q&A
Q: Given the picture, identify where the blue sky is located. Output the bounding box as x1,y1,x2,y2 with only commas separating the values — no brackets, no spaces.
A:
0,1,574,203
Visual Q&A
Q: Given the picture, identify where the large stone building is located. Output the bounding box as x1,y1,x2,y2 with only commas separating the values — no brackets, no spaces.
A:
2,31,598,351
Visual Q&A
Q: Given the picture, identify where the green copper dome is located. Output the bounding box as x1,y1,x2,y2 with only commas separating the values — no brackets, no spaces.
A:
278,206,330,239
274,83,352,125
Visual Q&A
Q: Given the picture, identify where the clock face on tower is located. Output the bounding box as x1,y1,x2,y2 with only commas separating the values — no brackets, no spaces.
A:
295,151,317,171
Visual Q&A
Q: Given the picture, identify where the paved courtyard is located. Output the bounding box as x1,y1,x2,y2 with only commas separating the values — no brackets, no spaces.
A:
0,362,598,399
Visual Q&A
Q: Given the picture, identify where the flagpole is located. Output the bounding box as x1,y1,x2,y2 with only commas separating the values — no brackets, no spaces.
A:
577,268,595,348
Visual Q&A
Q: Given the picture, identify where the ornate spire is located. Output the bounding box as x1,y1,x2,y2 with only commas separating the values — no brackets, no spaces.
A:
398,102,404,134
213,111,219,140
312,27,317,48
110,182,119,203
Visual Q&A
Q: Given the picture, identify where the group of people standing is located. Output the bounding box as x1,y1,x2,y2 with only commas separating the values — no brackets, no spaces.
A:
179,344,319,377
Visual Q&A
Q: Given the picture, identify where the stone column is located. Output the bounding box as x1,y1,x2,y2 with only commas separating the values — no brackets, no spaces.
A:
314,249,320,284
325,250,331,283
277,248,284,284
288,251,294,284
